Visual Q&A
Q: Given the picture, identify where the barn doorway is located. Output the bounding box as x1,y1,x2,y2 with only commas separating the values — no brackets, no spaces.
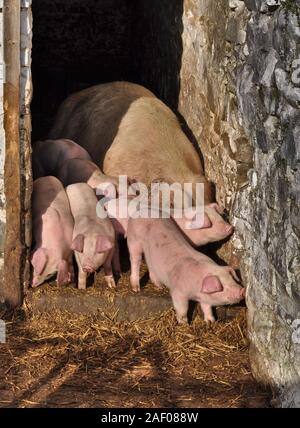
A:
0,0,273,409
31,0,184,142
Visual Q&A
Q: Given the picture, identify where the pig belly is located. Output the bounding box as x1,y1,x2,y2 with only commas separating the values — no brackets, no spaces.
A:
140,219,195,287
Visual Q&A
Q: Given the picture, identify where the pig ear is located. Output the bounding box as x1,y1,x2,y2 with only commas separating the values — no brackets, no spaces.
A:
31,248,48,275
202,275,223,294
71,234,85,253
96,236,114,253
57,260,72,286
185,213,212,230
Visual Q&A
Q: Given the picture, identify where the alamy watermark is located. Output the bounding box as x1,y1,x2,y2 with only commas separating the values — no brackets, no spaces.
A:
94,175,206,229
0,319,6,343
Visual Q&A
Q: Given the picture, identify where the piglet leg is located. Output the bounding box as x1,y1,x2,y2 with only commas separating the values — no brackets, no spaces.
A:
78,267,87,290
104,250,116,289
128,243,143,293
171,292,189,324
75,252,87,290
149,271,163,289
200,303,215,322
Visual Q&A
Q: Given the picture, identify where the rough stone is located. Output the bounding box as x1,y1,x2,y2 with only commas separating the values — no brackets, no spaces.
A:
234,1,300,406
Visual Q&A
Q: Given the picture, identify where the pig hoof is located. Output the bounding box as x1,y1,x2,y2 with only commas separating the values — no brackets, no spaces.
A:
204,316,216,323
105,275,116,289
78,282,87,290
150,277,163,289
131,284,141,293
176,317,188,325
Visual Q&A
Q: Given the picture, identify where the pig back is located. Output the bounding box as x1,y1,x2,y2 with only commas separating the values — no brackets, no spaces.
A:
128,216,197,284
50,81,210,202
32,176,74,246
49,82,156,166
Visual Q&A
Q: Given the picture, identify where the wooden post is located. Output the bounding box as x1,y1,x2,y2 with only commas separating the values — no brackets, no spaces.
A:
3,0,22,308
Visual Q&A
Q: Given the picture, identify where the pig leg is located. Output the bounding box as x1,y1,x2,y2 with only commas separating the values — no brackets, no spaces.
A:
128,242,143,293
78,267,87,290
200,303,215,322
149,271,163,289
75,253,87,290
104,250,116,289
171,292,189,324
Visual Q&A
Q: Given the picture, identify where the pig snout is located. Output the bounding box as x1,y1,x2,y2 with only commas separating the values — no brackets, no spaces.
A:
81,257,97,273
201,271,246,304
82,264,96,273
227,284,245,304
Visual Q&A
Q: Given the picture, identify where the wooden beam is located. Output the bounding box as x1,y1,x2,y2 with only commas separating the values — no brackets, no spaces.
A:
3,0,22,308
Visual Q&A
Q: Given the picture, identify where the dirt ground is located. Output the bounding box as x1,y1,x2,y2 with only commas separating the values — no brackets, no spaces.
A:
0,276,272,408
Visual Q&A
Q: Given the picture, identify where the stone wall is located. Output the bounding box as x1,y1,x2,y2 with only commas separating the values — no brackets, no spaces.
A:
234,0,300,407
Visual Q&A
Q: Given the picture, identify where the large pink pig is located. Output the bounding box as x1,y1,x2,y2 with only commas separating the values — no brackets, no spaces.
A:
57,158,120,197
49,82,214,204
66,183,116,290
32,138,91,179
31,176,74,287
105,200,244,323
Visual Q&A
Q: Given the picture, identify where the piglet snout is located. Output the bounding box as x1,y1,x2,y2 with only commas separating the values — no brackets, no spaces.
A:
83,265,95,273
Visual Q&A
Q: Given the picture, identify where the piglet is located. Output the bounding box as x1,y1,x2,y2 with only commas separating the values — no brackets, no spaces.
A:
66,183,116,290
106,199,245,323
57,158,120,197
32,138,91,179
31,176,74,287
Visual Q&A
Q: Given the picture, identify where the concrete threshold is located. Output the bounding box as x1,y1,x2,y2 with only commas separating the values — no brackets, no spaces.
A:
24,273,245,322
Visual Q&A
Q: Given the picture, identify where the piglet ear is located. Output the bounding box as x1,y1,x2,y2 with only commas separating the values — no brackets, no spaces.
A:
71,234,85,253
57,260,72,286
202,275,223,294
31,248,48,275
185,213,212,230
96,236,114,253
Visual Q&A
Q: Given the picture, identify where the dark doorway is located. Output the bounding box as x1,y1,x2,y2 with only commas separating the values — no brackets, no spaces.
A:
31,0,184,142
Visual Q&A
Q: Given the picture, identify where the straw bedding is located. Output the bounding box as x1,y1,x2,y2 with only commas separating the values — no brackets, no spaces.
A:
0,297,271,408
